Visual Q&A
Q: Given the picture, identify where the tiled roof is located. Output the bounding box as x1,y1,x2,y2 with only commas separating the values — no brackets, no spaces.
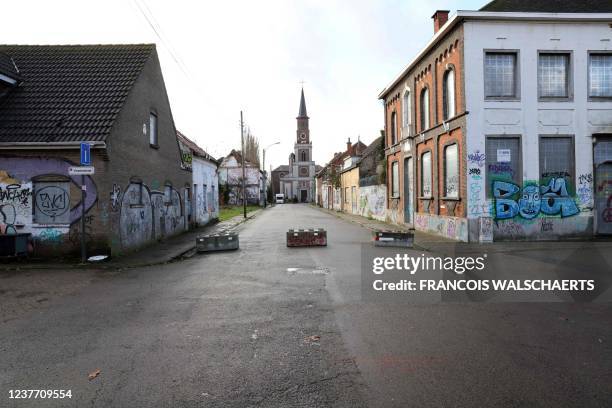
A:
480,0,612,12
361,136,383,158
0,44,155,143
272,165,289,172
176,130,218,163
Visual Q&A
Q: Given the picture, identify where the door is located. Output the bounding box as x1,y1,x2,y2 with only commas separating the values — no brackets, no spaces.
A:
300,189,307,202
328,186,332,209
404,157,414,224
595,137,612,234
351,186,357,214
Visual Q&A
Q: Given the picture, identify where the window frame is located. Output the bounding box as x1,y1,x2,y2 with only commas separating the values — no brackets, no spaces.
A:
442,67,456,120
537,50,573,102
483,49,521,101
391,161,400,198
588,51,612,101
420,150,433,198
538,134,575,192
149,111,159,148
443,142,460,199
390,110,398,145
402,88,412,135
484,134,523,197
420,87,430,132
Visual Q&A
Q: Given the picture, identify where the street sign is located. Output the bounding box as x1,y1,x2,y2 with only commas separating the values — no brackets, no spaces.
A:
80,142,91,165
69,166,95,175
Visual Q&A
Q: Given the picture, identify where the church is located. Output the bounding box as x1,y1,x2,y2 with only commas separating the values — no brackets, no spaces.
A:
276,88,319,203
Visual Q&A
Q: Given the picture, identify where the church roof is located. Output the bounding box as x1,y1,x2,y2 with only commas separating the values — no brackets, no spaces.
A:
298,88,308,118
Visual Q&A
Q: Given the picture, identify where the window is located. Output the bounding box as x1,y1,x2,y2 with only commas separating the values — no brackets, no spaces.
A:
444,144,459,198
345,187,349,203
443,69,456,120
484,52,518,98
299,150,308,161
589,53,612,98
420,88,429,131
485,136,521,196
391,161,399,197
402,89,411,133
538,53,570,99
149,112,158,146
33,181,71,224
421,151,432,197
390,111,397,145
539,136,574,187
164,183,172,204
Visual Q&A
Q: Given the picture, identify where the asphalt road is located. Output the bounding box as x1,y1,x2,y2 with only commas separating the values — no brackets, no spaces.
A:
1,204,612,407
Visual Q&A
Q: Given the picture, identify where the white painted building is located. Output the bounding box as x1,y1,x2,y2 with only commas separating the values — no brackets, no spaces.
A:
177,131,219,227
218,150,264,206
462,9,612,240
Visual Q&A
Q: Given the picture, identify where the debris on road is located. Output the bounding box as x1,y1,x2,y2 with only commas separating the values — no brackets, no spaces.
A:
88,368,101,381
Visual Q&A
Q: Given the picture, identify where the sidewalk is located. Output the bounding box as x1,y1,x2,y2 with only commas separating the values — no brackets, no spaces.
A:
0,209,263,271
313,206,612,256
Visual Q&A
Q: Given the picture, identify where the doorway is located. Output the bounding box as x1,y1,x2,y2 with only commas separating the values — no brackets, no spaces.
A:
595,137,612,235
300,189,307,202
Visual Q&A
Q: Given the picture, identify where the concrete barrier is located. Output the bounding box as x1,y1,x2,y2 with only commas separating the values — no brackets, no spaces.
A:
196,232,239,252
286,228,327,247
373,230,414,247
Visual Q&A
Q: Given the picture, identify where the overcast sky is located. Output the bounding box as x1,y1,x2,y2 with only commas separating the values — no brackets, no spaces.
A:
3,0,484,171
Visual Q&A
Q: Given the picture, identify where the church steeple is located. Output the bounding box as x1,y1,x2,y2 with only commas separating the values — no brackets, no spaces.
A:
296,87,310,144
298,87,308,118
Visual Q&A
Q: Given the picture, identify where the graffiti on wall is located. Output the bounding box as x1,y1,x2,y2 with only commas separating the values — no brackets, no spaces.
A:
414,213,469,242
468,150,486,168
493,178,579,220
468,151,489,217
0,182,33,235
117,182,184,250
577,173,593,210
358,185,387,221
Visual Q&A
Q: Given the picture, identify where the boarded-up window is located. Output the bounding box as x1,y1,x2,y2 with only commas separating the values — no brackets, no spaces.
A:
485,136,521,196
421,152,432,197
34,181,71,224
444,144,459,198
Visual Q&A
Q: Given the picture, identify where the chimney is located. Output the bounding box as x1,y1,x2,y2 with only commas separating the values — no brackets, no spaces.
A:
432,10,449,34
346,137,352,152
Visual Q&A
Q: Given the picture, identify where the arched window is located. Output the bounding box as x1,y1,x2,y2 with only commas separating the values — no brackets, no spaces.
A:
390,111,397,145
402,89,411,135
443,68,456,120
300,150,308,161
420,88,430,132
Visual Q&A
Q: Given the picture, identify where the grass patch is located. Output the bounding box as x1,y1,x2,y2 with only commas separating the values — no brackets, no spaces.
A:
219,205,260,221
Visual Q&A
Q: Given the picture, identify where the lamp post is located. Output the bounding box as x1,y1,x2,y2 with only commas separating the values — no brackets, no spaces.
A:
262,141,280,207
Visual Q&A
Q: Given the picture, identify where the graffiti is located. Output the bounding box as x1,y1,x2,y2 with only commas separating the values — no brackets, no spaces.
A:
542,171,570,179
446,218,456,238
1,158,96,223
479,216,493,243
603,196,612,223
110,184,121,211
488,163,514,177
496,220,525,237
468,150,485,168
493,178,579,220
0,204,17,234
540,218,554,232
414,213,468,242
358,185,387,221
35,186,69,218
579,173,593,184
577,173,593,209
0,183,32,205
469,168,481,176
38,227,63,245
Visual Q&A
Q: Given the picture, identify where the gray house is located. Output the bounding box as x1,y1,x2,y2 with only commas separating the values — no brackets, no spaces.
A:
0,44,191,257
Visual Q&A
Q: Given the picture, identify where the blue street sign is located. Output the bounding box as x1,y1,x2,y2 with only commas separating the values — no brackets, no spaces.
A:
80,142,91,165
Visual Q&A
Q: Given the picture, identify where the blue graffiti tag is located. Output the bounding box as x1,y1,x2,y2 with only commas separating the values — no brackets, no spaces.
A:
493,178,579,220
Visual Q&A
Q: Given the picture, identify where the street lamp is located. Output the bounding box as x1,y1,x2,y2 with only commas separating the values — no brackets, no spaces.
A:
262,141,280,207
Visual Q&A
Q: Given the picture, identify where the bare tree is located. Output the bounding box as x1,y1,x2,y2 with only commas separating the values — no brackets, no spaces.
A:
243,127,260,167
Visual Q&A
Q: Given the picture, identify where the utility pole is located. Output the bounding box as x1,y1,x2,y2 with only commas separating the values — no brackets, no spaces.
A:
240,111,247,218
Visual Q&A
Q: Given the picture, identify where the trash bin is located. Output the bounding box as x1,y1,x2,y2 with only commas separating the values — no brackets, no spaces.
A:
0,233,31,257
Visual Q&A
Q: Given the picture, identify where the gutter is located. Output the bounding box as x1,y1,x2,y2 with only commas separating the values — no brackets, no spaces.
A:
0,141,107,150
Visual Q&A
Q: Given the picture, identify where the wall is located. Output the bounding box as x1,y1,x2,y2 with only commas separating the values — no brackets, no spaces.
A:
192,157,219,226
340,166,360,214
463,19,612,241
414,212,469,242
358,184,387,221
104,48,190,254
0,154,102,256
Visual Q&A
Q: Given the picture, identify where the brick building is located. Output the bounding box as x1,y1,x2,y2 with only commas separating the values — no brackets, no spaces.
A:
0,44,191,257
379,0,612,241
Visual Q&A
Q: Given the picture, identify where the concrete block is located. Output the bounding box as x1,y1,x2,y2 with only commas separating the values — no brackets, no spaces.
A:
286,228,327,247
373,230,414,247
196,232,239,252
